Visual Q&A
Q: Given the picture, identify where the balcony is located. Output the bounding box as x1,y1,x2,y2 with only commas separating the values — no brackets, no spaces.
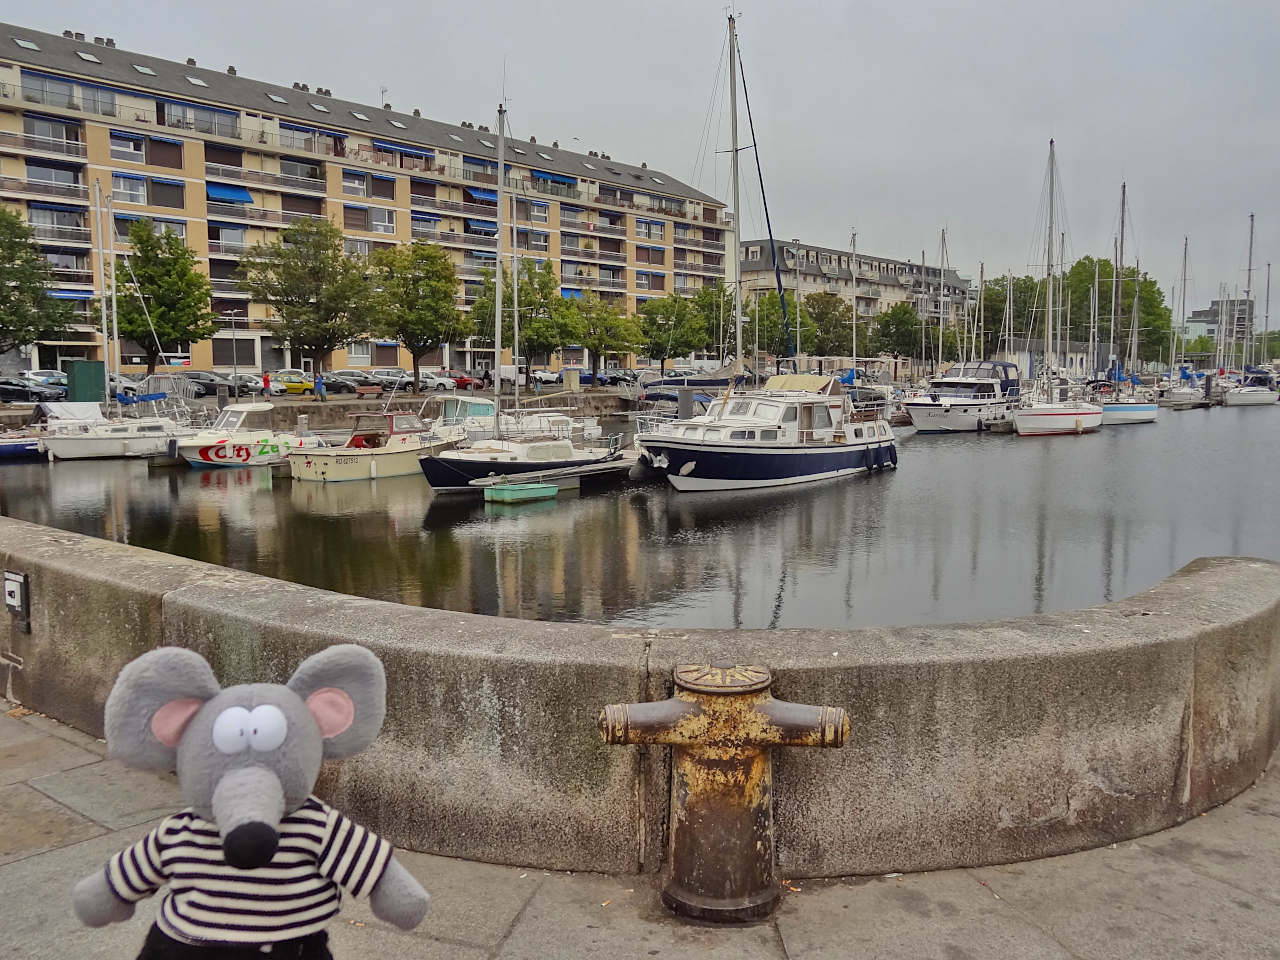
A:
595,276,628,290
206,201,326,225
433,230,498,250
0,176,89,202
560,218,626,238
411,194,499,218
208,239,247,256
0,130,87,159
673,259,724,277
210,278,247,293
49,266,93,284
205,163,326,193
29,223,91,243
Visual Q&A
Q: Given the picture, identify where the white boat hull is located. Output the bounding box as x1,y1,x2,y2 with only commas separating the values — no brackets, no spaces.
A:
178,432,320,467
1100,402,1159,425
904,398,1017,433
43,433,188,460
1223,388,1277,406
1013,403,1104,436
288,435,447,481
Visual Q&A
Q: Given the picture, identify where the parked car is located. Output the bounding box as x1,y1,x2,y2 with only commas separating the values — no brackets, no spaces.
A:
319,373,357,394
109,373,139,399
600,369,635,386
279,374,314,396
227,373,270,396
271,368,309,379
558,366,604,386
530,369,559,384
441,369,475,389
332,371,384,390
0,377,62,403
22,369,64,385
179,370,236,398
417,370,457,392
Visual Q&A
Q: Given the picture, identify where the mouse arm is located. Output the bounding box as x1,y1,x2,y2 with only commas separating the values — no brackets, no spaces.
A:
71,869,137,927
368,856,430,930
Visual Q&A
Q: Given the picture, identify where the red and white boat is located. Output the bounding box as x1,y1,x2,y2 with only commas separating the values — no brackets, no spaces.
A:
177,402,323,467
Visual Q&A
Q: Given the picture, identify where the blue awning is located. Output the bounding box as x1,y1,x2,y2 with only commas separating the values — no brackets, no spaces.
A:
344,203,369,211
112,172,146,182
560,204,582,213
463,155,497,168
109,129,144,141
279,121,347,139
464,187,497,202
530,200,549,208
206,183,253,203
411,212,441,222
149,135,184,145
466,219,497,232
48,289,94,300
208,220,248,230
532,170,578,186
561,288,583,299
371,174,396,183
470,251,497,261
152,176,183,185
372,139,433,159
114,213,143,221
28,201,83,213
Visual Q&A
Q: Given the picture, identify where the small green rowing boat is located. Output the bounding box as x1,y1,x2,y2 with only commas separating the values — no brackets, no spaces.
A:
483,482,559,504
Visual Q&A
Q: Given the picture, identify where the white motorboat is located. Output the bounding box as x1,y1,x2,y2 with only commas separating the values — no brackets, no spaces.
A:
1099,398,1159,424
41,416,195,461
635,375,897,492
903,360,1022,433
177,402,326,467
420,436,621,492
430,395,600,443
288,411,453,482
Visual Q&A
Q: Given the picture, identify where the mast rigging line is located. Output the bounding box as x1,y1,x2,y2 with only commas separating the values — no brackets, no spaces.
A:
733,32,790,357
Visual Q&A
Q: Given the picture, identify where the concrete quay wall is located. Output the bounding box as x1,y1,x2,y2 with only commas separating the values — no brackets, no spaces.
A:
1,514,1277,878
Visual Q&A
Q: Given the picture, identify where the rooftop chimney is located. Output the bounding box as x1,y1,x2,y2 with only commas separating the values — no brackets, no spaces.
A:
106,38,115,47
300,83,309,91
62,30,73,39
529,135,535,143
641,162,647,168
227,65,236,75
478,125,489,132
186,57,196,66
292,82,301,90
412,108,420,117
383,102,391,110
552,140,559,148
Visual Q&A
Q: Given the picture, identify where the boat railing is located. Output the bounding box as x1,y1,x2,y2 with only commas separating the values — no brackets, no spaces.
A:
634,415,676,436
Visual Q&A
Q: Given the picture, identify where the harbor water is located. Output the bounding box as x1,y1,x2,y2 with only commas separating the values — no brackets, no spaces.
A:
2,406,1277,630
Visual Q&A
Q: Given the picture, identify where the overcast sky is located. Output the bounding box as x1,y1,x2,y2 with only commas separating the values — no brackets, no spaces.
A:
22,0,1279,317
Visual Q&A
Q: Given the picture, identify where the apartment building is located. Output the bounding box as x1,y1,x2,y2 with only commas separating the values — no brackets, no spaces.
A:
739,239,971,330
1186,298,1254,346
0,23,728,374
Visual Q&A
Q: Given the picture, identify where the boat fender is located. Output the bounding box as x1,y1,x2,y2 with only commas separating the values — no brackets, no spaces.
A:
1075,417,1083,434
678,460,696,476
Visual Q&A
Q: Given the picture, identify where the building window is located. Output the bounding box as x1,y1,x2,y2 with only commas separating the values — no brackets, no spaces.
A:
112,174,146,204
530,203,548,223
149,179,185,208
343,206,369,231
281,158,322,182
347,340,372,364
132,64,156,75
350,111,370,121
21,74,75,109
388,119,406,129
342,171,367,196
371,208,395,234
344,238,369,257
748,246,759,260
148,138,183,168
371,176,395,200
267,93,288,104
152,220,186,240
110,133,145,162
13,37,41,51
636,273,650,290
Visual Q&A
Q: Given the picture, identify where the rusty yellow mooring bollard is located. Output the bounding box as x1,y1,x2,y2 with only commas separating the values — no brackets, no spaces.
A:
598,663,849,922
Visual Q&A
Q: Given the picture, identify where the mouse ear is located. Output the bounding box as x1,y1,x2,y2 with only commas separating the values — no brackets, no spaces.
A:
287,645,386,759
105,648,221,771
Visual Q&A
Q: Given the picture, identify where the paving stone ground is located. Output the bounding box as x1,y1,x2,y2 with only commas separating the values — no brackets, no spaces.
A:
2,699,1277,960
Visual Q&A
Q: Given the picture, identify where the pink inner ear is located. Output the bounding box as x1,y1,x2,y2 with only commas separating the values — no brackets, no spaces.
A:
307,687,355,739
151,699,204,747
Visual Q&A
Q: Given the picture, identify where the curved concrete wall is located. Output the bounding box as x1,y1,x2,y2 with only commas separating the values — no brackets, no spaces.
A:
1,514,1277,878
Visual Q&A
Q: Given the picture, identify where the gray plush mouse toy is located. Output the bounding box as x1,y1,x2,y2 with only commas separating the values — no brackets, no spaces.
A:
71,644,429,959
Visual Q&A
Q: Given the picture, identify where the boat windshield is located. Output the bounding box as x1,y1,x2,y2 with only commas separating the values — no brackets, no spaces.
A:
211,409,246,431
391,414,426,433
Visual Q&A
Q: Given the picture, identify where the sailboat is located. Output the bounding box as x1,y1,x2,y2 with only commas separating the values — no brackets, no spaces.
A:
1013,140,1103,436
1095,185,1157,424
1221,215,1277,406
634,15,896,490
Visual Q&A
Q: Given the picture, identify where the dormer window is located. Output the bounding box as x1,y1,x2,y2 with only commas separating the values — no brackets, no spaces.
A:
351,111,370,121
186,76,208,87
388,119,406,129
310,103,329,112
12,37,40,51
267,93,287,103
133,64,156,75
76,51,101,63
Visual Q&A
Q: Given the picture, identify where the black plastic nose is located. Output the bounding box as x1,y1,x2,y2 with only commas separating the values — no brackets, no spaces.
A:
224,822,279,870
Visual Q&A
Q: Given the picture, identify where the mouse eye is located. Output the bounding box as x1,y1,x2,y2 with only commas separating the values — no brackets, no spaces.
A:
212,706,251,754
248,705,288,752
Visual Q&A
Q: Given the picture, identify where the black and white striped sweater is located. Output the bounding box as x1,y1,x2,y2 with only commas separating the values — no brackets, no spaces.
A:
105,796,392,946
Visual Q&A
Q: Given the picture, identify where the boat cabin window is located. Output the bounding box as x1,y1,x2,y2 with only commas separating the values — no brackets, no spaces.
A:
703,428,722,440
392,414,425,433
752,402,780,421
759,429,778,441
781,407,797,423
853,427,863,438
213,409,246,431
729,429,755,440
467,401,495,417
878,425,889,437
812,405,832,429
728,400,752,416
682,426,700,437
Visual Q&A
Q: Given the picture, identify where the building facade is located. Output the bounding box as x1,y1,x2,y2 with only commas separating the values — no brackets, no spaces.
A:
738,238,971,332
1186,298,1254,346
0,23,727,374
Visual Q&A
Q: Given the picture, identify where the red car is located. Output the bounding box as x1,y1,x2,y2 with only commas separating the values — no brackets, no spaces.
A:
442,369,475,389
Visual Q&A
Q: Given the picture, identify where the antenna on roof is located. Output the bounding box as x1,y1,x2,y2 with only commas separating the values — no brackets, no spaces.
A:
379,84,388,107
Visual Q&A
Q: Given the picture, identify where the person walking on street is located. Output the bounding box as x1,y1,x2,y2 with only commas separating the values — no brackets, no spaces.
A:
314,370,327,402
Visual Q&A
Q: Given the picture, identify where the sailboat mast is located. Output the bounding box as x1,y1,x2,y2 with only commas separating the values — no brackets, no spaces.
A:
1129,259,1140,386
850,229,858,367
1244,212,1254,366
976,262,984,360
1114,183,1126,372
93,179,110,402
728,14,743,368
1108,236,1117,372
493,102,505,419
1044,140,1055,376
107,193,119,387
1092,259,1099,375
938,229,946,370
1266,262,1272,364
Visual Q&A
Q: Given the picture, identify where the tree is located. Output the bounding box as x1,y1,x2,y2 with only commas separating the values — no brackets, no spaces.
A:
639,296,706,373
471,259,580,384
0,208,72,357
868,302,922,358
1184,335,1215,357
571,292,642,377
688,281,734,359
802,291,856,356
115,220,217,374
239,218,372,370
368,242,471,391
747,291,816,360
